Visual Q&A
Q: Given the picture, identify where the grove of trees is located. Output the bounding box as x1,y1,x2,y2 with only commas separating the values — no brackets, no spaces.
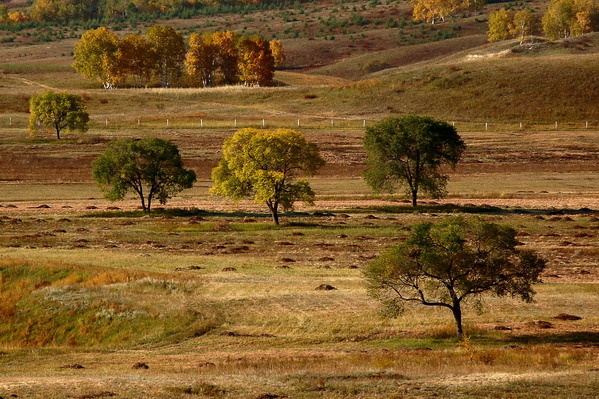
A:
29,91,89,139
92,137,197,213
363,115,466,207
411,0,486,24
488,9,537,44
73,26,282,88
210,128,325,224
365,217,546,337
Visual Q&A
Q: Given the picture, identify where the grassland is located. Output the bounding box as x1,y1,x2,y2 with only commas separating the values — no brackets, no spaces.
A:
1,0,599,396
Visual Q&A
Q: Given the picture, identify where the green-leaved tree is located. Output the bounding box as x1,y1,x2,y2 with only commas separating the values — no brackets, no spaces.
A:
93,138,197,213
364,115,466,206
365,217,546,338
211,128,325,224
29,91,89,139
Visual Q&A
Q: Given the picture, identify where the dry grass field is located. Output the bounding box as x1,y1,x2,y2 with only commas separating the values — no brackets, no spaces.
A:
1,0,599,396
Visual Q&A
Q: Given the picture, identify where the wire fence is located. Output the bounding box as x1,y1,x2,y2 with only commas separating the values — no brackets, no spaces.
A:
3,115,599,132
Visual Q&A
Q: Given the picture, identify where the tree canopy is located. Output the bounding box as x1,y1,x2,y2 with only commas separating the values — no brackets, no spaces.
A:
28,91,89,139
365,217,546,337
364,115,465,206
73,27,120,89
92,137,197,213
542,0,599,39
210,128,325,224
411,0,485,24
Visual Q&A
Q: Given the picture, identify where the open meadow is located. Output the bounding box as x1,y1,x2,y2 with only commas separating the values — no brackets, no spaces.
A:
1,0,599,395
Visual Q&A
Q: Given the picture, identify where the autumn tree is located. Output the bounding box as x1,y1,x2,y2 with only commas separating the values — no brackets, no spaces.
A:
146,25,186,88
29,91,89,140
364,116,465,206
512,10,538,44
542,0,599,39
186,32,219,87
93,138,197,213
269,39,286,67
212,31,239,85
211,129,325,224
73,27,120,89
488,8,513,42
412,0,484,24
117,33,157,87
365,217,546,338
238,37,275,86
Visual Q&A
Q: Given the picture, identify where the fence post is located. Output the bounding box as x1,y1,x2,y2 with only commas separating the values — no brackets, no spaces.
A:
234,119,237,128
9,117,12,126
262,119,265,128
520,122,523,129
297,119,300,127
485,122,488,130
138,119,140,127
586,121,588,129
331,120,334,127
105,118,108,127
200,119,203,128
555,121,558,130
167,119,169,127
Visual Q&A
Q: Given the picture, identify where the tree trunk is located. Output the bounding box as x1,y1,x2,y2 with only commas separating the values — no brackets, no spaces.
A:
451,304,464,338
411,190,418,207
266,201,279,225
55,122,61,139
139,192,147,213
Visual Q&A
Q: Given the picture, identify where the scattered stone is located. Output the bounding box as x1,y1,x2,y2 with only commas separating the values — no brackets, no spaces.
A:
106,206,120,210
347,265,359,269
36,204,51,209
364,214,379,219
5,204,17,208
175,265,204,271
318,257,335,262
78,392,116,399
554,313,582,321
228,245,250,253
494,325,512,331
86,206,98,210
212,245,226,250
132,362,149,369
337,234,348,238
221,267,237,272
62,205,73,209
535,215,545,220
337,213,351,218
516,231,530,237
317,265,332,269
574,232,594,238
255,394,287,399
580,270,591,275
563,216,574,221
527,320,554,329
276,241,295,246
198,361,216,367
355,236,374,240
242,217,256,223
58,218,72,223
104,244,118,249
220,331,240,336
315,284,336,291
241,240,255,244
545,274,561,278
61,364,85,369
275,265,291,269
75,239,89,243
280,258,296,263
76,228,89,232
290,232,304,236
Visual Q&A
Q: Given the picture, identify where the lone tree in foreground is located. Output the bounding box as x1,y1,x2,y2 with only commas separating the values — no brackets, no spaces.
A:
364,115,465,206
365,217,546,338
211,128,325,224
29,91,89,139
93,138,196,213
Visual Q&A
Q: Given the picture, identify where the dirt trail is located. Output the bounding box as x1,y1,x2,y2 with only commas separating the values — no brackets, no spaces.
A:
13,76,56,91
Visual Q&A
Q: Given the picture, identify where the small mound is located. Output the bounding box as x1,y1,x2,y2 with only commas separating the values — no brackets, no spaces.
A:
315,284,336,291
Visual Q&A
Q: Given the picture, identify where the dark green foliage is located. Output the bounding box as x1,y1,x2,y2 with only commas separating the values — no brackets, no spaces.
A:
365,217,546,337
364,115,465,206
93,137,197,212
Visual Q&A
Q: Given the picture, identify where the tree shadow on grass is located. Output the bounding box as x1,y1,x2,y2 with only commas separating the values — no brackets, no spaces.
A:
507,331,599,345
339,203,598,216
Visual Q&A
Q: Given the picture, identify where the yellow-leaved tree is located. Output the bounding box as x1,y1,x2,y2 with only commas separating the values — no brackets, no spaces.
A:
512,10,538,44
412,0,483,24
211,129,325,224
186,33,219,87
146,25,186,88
117,33,157,87
542,0,599,39
73,27,120,89
238,37,275,86
269,39,286,67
